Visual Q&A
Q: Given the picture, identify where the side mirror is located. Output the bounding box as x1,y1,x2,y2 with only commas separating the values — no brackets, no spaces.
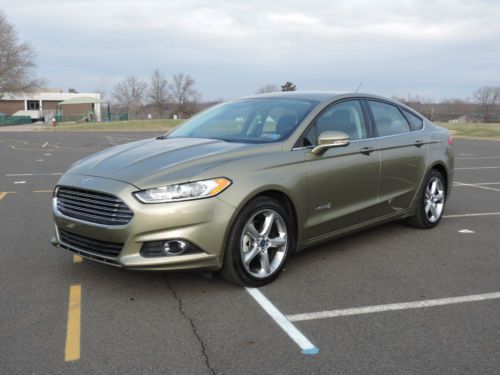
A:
310,131,350,155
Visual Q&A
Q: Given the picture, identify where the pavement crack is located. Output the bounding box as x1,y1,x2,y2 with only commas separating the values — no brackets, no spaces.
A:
164,275,216,375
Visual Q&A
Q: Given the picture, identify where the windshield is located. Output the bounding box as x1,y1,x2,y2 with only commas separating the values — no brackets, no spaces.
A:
167,98,319,143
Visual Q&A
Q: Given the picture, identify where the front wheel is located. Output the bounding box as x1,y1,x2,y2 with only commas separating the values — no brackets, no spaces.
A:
221,197,293,286
406,169,446,229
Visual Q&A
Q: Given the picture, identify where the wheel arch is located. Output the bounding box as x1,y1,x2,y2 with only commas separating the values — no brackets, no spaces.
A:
428,162,450,194
221,187,300,258
255,190,299,251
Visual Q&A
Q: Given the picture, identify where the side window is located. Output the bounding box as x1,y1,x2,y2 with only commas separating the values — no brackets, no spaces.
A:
402,109,424,131
368,101,410,136
303,100,367,146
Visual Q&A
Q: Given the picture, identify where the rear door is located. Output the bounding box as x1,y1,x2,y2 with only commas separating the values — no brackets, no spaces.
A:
300,99,382,239
365,100,428,214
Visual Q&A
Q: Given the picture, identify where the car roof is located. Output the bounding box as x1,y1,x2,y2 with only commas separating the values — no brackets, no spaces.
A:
233,91,421,117
236,91,400,103
237,91,345,101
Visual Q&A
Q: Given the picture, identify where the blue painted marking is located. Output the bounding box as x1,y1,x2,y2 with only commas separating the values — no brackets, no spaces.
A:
302,347,320,355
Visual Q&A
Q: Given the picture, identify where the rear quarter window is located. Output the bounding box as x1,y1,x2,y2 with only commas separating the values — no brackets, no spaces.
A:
402,109,424,131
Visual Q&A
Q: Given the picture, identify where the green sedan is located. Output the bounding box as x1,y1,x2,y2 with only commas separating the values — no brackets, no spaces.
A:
51,92,454,286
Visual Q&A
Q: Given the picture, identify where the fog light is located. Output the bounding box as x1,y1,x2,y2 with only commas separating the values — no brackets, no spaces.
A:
163,240,187,255
140,239,203,258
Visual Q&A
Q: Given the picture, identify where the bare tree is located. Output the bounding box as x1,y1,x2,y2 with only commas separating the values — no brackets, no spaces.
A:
281,81,297,91
256,84,279,94
473,86,500,122
112,75,147,120
148,69,169,117
168,73,200,118
0,11,42,99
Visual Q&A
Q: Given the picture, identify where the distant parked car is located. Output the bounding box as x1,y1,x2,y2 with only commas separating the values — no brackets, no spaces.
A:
51,92,454,286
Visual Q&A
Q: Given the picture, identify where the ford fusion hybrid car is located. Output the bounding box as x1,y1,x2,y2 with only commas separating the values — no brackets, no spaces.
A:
51,92,454,286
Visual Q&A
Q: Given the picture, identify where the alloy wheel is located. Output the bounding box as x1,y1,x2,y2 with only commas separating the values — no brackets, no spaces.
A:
240,209,288,279
424,176,445,223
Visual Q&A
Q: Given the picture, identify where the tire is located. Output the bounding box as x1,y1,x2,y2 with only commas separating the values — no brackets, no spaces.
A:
221,196,294,286
406,169,446,229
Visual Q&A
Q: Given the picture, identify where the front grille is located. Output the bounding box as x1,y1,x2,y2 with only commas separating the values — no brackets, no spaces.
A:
58,228,123,259
56,186,133,226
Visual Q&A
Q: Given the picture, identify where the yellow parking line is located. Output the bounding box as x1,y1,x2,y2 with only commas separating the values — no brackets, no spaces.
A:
73,255,83,263
65,285,81,362
33,190,53,193
0,191,17,200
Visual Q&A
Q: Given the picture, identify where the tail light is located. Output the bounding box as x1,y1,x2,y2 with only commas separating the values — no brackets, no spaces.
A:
448,135,454,145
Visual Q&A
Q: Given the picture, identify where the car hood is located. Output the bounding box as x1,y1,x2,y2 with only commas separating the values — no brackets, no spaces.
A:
66,137,265,188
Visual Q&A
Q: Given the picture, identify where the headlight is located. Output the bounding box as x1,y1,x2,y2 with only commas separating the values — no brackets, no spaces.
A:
133,178,232,203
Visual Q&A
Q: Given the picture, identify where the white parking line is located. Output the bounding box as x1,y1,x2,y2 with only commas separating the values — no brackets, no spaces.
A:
453,181,500,192
455,166,500,170
286,292,500,322
6,173,63,177
458,229,475,234
454,182,500,186
245,287,319,355
105,136,117,146
443,212,500,218
456,156,500,160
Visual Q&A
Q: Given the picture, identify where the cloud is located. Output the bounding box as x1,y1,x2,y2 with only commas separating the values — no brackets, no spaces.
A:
2,0,500,100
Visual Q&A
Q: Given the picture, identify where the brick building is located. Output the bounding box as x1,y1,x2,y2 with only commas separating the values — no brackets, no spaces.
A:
0,89,102,123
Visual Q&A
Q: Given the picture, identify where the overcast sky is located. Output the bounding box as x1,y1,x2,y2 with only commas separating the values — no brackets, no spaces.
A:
2,0,500,101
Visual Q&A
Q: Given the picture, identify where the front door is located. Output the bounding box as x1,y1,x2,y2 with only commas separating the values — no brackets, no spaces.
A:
301,99,382,239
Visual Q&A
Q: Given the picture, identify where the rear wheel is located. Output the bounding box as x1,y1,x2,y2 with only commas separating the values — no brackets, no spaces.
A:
221,197,293,286
406,169,446,229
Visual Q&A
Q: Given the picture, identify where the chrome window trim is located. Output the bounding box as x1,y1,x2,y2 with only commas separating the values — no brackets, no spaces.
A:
354,122,427,142
291,145,314,151
291,124,427,151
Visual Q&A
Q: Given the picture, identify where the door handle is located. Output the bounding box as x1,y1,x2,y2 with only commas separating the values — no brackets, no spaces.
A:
414,139,425,147
360,146,375,155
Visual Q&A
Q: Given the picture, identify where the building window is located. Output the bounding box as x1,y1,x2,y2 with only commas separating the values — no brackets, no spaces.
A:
27,100,40,110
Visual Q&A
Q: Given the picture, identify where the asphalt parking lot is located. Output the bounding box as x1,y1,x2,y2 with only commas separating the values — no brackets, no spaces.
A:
0,131,499,374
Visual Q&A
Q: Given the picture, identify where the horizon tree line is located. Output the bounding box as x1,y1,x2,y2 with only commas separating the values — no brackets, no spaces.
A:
111,71,200,120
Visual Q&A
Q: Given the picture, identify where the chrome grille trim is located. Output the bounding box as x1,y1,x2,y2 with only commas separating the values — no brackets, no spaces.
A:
56,192,126,208
55,186,133,226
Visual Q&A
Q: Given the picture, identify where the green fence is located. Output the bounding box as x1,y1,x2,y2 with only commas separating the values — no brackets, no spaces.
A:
55,114,88,123
107,113,128,121
54,112,128,123
0,115,32,126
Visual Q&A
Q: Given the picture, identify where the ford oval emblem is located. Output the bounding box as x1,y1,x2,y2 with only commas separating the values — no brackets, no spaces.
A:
82,177,94,185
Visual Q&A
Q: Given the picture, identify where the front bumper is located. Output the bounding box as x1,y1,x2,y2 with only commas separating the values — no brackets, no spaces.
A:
51,174,236,271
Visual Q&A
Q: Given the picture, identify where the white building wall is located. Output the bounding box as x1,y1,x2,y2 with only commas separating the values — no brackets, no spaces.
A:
2,92,102,121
